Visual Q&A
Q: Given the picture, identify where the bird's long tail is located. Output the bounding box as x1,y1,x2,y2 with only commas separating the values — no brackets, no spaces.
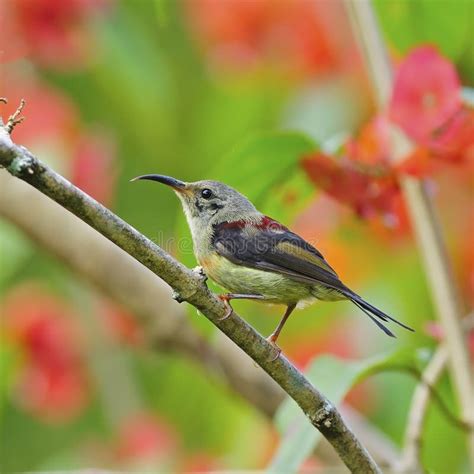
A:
344,291,414,337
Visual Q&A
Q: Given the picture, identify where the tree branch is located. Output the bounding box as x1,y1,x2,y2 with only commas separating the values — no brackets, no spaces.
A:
0,105,380,473
0,170,282,415
0,172,401,468
346,0,474,463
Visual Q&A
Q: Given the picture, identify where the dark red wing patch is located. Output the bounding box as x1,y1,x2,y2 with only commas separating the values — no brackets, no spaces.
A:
218,220,247,230
256,216,289,232
219,216,288,231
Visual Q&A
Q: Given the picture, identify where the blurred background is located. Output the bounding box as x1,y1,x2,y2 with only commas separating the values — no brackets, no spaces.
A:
0,0,473,472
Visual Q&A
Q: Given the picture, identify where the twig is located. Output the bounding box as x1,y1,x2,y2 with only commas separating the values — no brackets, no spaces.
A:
0,103,381,472
346,0,474,463
397,314,474,473
367,363,471,434
396,346,448,473
0,98,26,134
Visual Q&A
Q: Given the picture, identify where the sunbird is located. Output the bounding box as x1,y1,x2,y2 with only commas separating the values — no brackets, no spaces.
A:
133,175,414,357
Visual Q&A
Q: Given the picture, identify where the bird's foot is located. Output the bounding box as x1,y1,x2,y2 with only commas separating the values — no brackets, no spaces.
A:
193,266,208,283
172,290,185,303
266,335,282,362
217,294,234,321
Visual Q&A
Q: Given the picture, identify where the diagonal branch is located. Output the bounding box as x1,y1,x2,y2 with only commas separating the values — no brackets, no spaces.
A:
0,105,380,473
0,171,282,415
0,173,401,467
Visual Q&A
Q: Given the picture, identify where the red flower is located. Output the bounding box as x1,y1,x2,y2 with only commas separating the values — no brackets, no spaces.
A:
302,152,400,223
7,0,110,69
389,46,461,143
2,285,89,422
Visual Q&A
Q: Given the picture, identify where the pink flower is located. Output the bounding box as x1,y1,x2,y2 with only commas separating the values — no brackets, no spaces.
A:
389,46,461,143
2,285,89,422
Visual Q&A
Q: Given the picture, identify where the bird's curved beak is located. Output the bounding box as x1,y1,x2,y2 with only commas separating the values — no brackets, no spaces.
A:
131,174,187,193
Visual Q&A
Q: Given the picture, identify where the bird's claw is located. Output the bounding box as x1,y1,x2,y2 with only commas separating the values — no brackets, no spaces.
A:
193,266,208,283
266,336,282,362
217,294,233,321
172,290,185,303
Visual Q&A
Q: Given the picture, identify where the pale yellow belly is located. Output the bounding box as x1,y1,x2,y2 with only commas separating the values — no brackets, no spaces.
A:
199,253,315,305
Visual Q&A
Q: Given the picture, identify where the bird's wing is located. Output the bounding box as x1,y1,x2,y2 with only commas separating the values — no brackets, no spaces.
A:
212,217,349,294
213,217,414,336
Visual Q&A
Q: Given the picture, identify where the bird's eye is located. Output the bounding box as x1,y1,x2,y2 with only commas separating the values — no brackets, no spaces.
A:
201,188,213,199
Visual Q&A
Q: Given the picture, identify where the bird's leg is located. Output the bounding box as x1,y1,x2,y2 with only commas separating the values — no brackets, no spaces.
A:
217,293,265,321
266,303,296,361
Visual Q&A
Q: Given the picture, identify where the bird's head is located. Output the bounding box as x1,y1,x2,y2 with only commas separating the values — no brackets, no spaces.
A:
131,174,259,230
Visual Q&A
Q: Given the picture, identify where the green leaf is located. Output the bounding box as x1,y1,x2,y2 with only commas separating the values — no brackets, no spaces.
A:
374,0,472,60
211,131,317,207
154,0,169,27
0,342,20,418
267,348,425,472
0,221,32,290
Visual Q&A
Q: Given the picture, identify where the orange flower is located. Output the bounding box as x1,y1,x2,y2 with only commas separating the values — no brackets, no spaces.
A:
184,0,338,78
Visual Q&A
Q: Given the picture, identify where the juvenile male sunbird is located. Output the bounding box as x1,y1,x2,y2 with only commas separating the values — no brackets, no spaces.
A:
133,175,413,354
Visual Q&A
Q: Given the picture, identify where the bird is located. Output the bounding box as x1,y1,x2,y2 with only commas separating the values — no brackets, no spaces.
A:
132,174,414,357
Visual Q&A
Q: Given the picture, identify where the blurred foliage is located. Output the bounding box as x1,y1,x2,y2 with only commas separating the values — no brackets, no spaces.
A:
1,0,473,472
374,0,472,61
269,347,432,472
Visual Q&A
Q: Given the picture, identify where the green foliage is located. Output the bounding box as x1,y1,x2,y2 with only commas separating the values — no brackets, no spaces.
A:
213,132,316,203
374,0,472,60
0,343,19,418
0,222,33,291
268,348,429,472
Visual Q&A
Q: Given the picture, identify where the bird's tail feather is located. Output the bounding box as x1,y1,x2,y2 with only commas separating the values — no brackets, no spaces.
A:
344,291,414,337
